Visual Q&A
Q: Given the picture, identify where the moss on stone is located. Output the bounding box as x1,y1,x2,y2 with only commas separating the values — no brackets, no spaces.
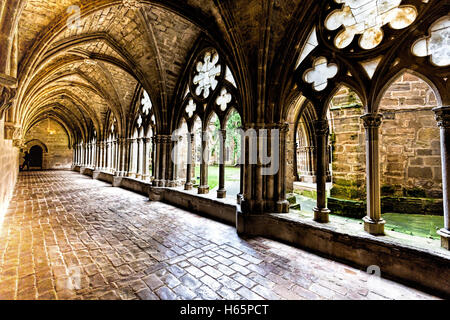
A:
402,187,427,198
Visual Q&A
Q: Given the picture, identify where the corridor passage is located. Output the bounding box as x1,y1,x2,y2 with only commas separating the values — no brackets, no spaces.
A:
0,171,437,300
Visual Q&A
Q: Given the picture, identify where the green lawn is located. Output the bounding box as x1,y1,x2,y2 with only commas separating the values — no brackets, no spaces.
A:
295,195,444,240
383,213,444,240
194,165,240,190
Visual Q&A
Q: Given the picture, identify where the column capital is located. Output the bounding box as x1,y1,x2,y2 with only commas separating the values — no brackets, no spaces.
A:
313,120,329,136
433,106,450,128
361,113,383,128
0,84,16,118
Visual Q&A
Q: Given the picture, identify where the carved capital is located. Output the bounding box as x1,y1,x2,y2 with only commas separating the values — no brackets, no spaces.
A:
0,85,16,118
433,106,450,128
314,120,329,136
4,122,20,140
361,113,383,129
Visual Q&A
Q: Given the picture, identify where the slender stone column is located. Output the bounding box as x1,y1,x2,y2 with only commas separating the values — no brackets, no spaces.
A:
276,123,290,212
198,131,209,194
142,138,150,181
433,106,450,249
105,141,110,171
136,137,143,179
217,129,227,198
361,113,384,235
159,136,167,187
99,142,104,170
151,137,156,179
313,120,330,223
153,136,161,186
95,142,101,169
128,138,137,178
185,133,194,190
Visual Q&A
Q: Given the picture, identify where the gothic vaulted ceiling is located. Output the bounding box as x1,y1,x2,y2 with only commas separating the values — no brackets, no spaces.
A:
1,0,448,143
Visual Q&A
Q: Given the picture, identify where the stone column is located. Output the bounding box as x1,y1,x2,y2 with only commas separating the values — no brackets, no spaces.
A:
152,136,161,186
313,120,330,223
361,113,384,235
276,123,290,212
185,133,194,190
136,137,143,179
433,106,450,249
198,131,209,194
142,138,150,181
217,129,227,198
128,138,137,178
166,136,177,187
160,135,171,187
105,141,111,171
151,137,156,179
99,142,104,170
113,140,118,174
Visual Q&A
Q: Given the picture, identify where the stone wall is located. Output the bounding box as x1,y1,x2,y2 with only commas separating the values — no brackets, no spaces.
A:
22,119,72,170
328,74,441,200
379,73,441,198
0,117,19,216
329,89,366,199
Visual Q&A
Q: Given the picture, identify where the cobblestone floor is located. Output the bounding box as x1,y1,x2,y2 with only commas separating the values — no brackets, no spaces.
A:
0,171,438,300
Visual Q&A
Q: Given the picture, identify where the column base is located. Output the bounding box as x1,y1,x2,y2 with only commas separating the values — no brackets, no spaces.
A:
276,200,290,213
198,185,209,194
167,181,177,187
184,182,193,190
313,207,330,223
437,228,450,250
363,216,385,235
217,189,226,199
158,180,165,187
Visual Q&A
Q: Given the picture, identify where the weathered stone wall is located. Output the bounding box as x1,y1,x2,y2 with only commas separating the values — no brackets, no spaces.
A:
329,91,366,199
328,74,441,202
379,73,441,198
0,117,19,216
22,119,72,170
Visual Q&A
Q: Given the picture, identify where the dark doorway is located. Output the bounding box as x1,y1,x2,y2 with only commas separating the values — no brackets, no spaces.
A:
29,145,43,169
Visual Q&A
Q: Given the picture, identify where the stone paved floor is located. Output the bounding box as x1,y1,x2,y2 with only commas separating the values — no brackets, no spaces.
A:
0,171,438,300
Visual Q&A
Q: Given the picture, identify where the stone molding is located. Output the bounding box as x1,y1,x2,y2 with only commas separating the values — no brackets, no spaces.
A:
361,113,383,128
433,106,450,128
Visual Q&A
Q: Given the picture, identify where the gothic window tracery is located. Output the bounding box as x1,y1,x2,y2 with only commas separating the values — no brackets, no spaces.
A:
193,50,222,99
182,46,239,124
412,15,450,67
325,0,418,50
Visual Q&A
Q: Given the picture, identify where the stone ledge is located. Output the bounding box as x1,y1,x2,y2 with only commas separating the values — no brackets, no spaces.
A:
151,187,237,225
80,166,94,177
237,211,450,298
93,171,114,184
120,177,151,196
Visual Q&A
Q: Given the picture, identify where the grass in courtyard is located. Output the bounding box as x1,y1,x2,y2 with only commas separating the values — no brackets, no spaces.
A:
294,195,444,240
382,213,444,240
194,165,240,190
